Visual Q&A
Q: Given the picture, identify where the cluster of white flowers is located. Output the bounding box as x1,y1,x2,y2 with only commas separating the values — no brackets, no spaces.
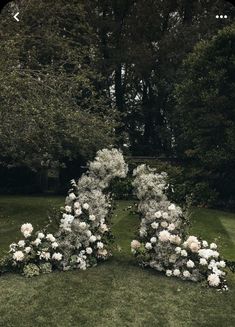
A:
131,164,228,290
57,148,128,271
8,224,63,276
3,148,127,277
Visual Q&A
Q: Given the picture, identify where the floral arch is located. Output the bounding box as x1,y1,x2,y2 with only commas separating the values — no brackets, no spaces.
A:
1,149,228,290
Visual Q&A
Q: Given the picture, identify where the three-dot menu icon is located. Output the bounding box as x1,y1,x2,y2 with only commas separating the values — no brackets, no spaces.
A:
216,15,228,19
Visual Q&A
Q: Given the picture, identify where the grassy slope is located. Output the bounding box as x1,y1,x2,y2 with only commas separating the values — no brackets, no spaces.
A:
0,196,234,327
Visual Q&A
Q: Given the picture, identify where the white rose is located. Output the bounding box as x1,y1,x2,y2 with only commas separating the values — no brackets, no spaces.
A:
40,251,50,261
13,250,24,261
9,243,17,252
202,240,208,247
166,270,172,277
86,230,92,237
219,260,226,268
100,224,108,233
175,247,181,254
150,237,157,243
33,238,41,246
185,236,199,247
52,242,59,249
24,247,31,254
199,258,208,266
74,201,81,209
83,203,89,210
139,228,147,237
210,243,217,250
181,250,188,257
86,247,93,254
52,252,63,261
89,215,96,221
159,230,170,242
145,242,152,250
168,204,176,211
65,205,72,213
162,212,169,219
173,269,180,276
207,273,220,287
68,193,76,201
21,223,33,238
187,260,195,268
97,242,104,249
75,209,82,216
46,234,56,242
154,211,162,218
89,235,97,243
151,222,159,229
198,249,213,259
208,260,216,270
183,270,191,278
169,235,181,245
97,248,108,258
161,221,168,228
189,241,201,253
131,240,141,249
168,223,175,231
38,232,45,239
79,222,87,230
18,240,25,248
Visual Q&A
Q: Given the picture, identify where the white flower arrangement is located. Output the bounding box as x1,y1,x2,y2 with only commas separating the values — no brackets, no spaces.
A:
55,148,128,271
131,164,228,290
2,149,229,289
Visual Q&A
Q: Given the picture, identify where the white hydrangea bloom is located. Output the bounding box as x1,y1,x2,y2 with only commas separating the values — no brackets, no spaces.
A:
183,270,191,278
210,243,217,250
199,258,208,266
13,251,24,261
21,223,33,238
86,247,93,254
151,222,159,229
159,230,171,242
24,247,31,254
173,269,180,276
52,242,59,249
208,273,220,287
145,242,152,250
33,238,41,246
97,242,104,249
181,250,188,257
186,260,195,268
52,253,63,261
46,234,56,242
18,240,25,248
83,203,89,210
166,270,172,277
38,232,45,239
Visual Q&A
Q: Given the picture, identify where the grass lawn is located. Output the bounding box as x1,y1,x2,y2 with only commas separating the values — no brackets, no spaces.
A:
0,196,234,327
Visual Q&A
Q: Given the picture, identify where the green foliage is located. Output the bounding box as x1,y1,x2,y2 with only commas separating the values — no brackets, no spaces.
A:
0,1,117,172
23,263,40,278
39,262,52,274
173,24,235,204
